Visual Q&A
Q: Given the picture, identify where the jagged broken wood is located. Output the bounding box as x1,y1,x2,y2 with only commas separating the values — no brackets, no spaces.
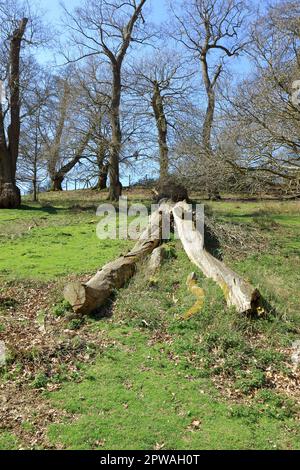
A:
64,201,173,315
172,201,262,315
148,245,167,275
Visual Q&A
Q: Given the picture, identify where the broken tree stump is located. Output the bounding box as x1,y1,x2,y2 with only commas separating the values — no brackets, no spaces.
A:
172,201,262,315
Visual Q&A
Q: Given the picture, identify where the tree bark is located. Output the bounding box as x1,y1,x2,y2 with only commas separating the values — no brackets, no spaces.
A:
0,18,28,208
0,146,21,208
50,128,93,191
151,81,169,182
172,201,262,315
200,54,221,200
95,141,108,190
200,54,216,154
148,245,167,275
96,163,108,190
0,179,21,208
109,64,122,201
50,175,63,191
64,201,173,315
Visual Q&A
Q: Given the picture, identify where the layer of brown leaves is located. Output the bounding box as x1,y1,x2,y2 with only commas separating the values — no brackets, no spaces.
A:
0,278,109,449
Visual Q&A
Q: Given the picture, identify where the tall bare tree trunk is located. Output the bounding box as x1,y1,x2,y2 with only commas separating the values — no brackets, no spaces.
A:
202,90,215,154
105,0,147,200
109,65,122,201
32,121,38,201
0,18,28,208
152,81,169,182
70,0,147,200
201,55,221,200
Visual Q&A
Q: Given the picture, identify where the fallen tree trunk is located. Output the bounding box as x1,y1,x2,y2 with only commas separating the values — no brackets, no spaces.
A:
64,201,173,315
172,201,262,315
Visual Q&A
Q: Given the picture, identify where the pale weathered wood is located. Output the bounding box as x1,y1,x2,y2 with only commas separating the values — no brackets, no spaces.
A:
172,201,262,315
148,246,167,275
65,198,262,316
64,201,174,315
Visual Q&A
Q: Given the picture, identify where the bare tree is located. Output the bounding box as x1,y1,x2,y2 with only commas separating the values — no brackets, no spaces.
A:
130,51,191,182
171,0,248,197
41,74,95,191
0,13,28,207
73,58,111,190
222,0,300,195
46,77,70,190
0,0,48,207
19,112,45,201
18,69,51,200
64,0,149,200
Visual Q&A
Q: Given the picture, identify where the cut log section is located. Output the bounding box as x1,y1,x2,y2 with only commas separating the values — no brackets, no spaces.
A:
172,201,262,315
64,201,174,315
148,245,167,275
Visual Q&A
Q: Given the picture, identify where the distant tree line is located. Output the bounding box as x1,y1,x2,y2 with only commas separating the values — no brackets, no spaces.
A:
0,0,299,208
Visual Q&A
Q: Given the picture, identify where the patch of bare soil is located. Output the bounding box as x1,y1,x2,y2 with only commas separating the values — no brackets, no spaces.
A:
0,383,70,449
266,348,300,401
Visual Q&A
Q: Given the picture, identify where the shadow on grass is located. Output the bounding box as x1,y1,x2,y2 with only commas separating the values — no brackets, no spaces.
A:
90,296,115,321
204,223,223,260
20,204,61,215
0,297,19,309
69,204,98,213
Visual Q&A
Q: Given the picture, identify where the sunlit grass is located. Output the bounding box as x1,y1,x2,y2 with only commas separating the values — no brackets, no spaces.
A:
0,192,299,449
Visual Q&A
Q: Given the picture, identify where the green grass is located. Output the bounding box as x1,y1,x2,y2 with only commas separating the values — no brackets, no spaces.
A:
0,201,133,280
0,432,20,450
47,324,299,450
0,193,299,449
0,223,132,280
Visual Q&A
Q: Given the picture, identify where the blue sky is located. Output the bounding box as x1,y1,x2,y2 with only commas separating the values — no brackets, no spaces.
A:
37,0,169,24
36,0,170,69
36,0,251,77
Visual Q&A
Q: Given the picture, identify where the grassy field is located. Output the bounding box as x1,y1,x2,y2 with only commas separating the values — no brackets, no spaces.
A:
0,190,299,450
